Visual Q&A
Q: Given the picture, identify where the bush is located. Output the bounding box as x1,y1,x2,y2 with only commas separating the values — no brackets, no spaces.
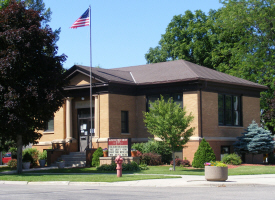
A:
139,163,149,170
23,148,39,166
96,162,116,171
96,161,140,171
7,159,17,169
170,158,191,167
141,152,162,165
22,151,33,163
38,150,47,160
221,153,242,165
92,147,103,167
192,138,216,168
132,139,172,164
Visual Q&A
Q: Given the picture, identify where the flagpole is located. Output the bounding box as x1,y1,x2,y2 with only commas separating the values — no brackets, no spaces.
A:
89,5,93,150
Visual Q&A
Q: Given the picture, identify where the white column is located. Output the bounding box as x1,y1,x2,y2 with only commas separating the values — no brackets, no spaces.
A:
66,97,73,139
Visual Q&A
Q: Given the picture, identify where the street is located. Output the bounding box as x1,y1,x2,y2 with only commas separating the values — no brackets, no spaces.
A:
0,185,274,200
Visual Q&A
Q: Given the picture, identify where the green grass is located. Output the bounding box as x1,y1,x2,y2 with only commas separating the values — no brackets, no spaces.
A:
1,165,275,182
0,173,180,182
228,166,275,175
24,165,275,176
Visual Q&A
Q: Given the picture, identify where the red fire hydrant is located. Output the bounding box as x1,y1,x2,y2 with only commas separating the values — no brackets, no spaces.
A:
115,155,123,177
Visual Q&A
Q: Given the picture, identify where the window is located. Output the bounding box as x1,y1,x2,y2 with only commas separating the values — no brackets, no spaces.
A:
218,94,241,126
45,116,54,131
121,111,129,133
147,93,183,111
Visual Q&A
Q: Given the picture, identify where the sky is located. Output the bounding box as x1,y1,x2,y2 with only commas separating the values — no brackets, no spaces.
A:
43,0,223,69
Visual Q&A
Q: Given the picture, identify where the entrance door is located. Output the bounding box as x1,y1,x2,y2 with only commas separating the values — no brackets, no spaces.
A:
78,108,94,152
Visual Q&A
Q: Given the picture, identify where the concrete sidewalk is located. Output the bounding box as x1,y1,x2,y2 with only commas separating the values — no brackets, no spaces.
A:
1,166,275,187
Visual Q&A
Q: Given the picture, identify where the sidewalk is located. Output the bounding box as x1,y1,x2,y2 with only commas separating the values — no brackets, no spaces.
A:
1,166,275,187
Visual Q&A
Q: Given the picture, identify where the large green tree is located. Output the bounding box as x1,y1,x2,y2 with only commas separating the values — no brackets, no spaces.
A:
145,10,215,69
144,96,194,171
217,0,275,133
0,1,67,173
145,0,275,133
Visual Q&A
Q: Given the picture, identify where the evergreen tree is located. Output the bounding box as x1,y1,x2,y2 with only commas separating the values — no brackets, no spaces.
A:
234,121,275,163
192,138,216,168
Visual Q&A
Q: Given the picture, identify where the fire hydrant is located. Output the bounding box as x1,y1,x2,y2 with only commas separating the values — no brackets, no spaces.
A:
115,155,123,177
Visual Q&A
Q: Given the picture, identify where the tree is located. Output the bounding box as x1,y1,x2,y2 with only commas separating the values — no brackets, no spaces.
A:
143,96,194,171
216,0,275,131
145,0,275,133
145,10,215,69
192,138,216,168
234,121,275,163
0,1,67,173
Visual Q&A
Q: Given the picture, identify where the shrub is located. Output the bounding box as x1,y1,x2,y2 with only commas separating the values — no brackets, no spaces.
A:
122,161,140,171
7,159,17,169
221,153,242,165
38,150,47,160
181,159,191,167
96,162,116,171
96,161,140,171
92,147,103,167
139,163,149,170
192,138,216,168
132,139,172,164
22,148,39,166
141,152,162,165
170,158,191,167
22,151,33,163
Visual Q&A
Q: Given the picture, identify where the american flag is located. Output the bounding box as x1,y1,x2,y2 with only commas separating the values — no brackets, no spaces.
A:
70,8,90,29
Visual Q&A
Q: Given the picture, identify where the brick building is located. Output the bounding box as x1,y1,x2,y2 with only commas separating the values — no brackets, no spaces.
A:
33,60,267,162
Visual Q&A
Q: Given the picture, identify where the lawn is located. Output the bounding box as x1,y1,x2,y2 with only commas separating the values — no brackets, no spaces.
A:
0,173,180,182
1,165,275,182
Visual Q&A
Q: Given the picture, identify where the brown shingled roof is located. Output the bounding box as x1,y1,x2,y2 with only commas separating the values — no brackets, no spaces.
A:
75,60,267,89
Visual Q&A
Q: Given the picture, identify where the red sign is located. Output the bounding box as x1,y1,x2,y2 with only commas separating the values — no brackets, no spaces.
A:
108,139,128,146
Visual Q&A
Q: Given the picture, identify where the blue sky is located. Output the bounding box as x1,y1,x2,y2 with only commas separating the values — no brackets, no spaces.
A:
44,0,223,69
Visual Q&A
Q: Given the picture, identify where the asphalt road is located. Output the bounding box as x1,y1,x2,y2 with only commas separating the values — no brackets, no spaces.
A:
0,185,275,200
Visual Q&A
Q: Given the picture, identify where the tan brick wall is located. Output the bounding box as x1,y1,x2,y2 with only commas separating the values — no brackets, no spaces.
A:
183,91,200,137
99,94,110,138
201,92,261,138
108,94,136,138
37,104,66,143
182,140,200,162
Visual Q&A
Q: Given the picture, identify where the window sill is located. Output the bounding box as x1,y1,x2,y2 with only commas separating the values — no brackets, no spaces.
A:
219,126,243,128
121,133,130,135
43,131,54,135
